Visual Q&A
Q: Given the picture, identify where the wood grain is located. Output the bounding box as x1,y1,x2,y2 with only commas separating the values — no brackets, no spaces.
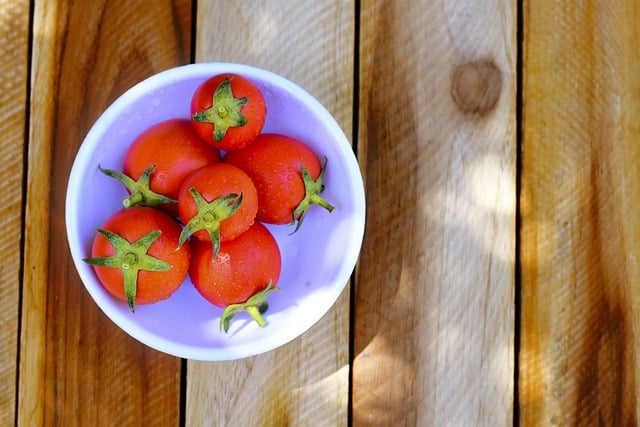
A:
18,1,191,425
353,0,516,425
186,1,354,426
519,0,640,424
0,0,30,425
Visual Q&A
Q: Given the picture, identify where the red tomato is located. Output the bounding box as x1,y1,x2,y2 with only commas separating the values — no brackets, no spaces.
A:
177,163,259,256
83,207,190,311
224,133,335,231
189,221,282,332
117,118,221,213
190,73,266,150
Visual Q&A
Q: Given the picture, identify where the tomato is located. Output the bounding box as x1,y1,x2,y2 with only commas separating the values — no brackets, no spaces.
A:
224,133,335,231
83,207,190,311
177,163,259,257
102,118,221,212
189,221,282,332
190,73,266,150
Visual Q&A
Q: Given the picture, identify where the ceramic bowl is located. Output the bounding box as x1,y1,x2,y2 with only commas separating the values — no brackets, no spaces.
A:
66,63,365,361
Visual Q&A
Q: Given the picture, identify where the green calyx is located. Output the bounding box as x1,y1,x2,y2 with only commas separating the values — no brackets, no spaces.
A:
220,281,281,333
99,164,177,209
192,76,248,142
178,188,243,260
291,157,335,233
83,228,171,312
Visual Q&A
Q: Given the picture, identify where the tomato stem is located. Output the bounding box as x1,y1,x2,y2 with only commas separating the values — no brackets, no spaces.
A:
123,191,145,208
83,228,171,312
191,76,249,142
290,157,335,233
98,164,177,209
245,306,267,328
178,189,243,261
219,282,281,333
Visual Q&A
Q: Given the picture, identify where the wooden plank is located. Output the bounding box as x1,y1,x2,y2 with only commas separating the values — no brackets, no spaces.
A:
186,1,354,425
18,1,191,425
353,0,516,425
519,1,640,424
0,0,30,425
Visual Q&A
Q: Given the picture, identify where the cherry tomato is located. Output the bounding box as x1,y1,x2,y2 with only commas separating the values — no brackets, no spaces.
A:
177,163,259,257
189,221,282,332
224,133,334,231
83,207,190,311
190,73,266,151
100,118,221,214
99,119,220,214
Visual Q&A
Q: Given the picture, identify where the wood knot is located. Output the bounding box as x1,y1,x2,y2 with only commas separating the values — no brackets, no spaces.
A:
451,60,502,116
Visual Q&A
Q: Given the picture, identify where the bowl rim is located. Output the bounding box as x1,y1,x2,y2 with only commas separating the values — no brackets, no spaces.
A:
65,62,366,361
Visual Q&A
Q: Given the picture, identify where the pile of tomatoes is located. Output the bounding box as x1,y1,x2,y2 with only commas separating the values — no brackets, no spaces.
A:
83,73,334,333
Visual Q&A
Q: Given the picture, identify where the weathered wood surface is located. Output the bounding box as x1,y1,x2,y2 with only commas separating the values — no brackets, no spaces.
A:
186,1,354,425
18,1,191,425
519,0,640,425
0,0,30,425
10,0,640,425
353,0,516,425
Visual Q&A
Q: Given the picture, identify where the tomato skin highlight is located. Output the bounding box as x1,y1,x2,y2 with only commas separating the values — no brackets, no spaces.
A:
189,222,281,308
123,118,221,212
177,163,259,243
190,74,266,151
223,133,329,225
89,207,190,306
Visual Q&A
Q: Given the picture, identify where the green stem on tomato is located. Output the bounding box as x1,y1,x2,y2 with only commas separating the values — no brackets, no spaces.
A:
98,164,177,209
290,157,335,234
219,282,281,333
177,189,243,261
123,191,145,208
82,228,171,312
191,76,249,142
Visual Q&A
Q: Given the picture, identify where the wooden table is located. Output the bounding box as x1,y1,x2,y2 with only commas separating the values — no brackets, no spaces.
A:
3,0,639,425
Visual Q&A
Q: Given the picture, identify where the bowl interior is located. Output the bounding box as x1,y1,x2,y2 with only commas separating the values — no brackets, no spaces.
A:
66,63,365,361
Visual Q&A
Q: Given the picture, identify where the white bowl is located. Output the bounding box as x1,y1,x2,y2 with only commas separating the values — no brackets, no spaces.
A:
66,63,365,361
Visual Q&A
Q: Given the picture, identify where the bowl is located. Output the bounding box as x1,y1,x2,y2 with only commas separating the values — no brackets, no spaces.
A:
66,63,365,361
